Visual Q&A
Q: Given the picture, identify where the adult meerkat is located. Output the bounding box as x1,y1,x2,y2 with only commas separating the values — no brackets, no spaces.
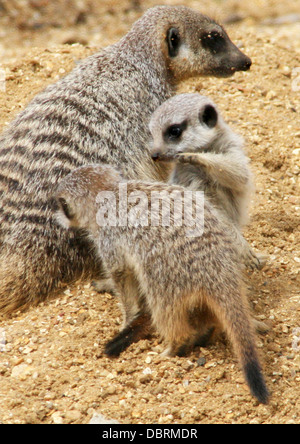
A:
149,93,267,269
54,164,269,404
0,5,252,314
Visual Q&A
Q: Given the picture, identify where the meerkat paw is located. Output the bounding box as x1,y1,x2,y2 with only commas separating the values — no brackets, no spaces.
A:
243,247,267,271
255,252,269,269
162,343,188,357
176,152,206,166
243,250,260,270
162,338,196,357
104,331,133,357
253,318,270,334
162,344,190,357
92,278,116,295
104,313,153,357
161,346,172,357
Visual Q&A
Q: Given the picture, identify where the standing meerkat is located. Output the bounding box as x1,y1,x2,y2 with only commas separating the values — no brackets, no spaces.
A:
0,5,252,314
149,93,267,269
54,163,269,404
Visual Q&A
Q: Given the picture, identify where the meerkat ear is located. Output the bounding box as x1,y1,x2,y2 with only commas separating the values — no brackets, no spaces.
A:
200,104,218,129
166,28,181,57
55,196,76,230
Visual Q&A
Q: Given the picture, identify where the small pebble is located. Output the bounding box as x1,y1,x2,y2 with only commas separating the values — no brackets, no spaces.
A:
197,357,206,367
89,413,119,425
51,412,63,424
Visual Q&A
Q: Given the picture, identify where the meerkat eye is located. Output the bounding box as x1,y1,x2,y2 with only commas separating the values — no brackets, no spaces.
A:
164,121,187,142
168,125,182,138
166,28,181,57
200,104,218,129
200,31,226,54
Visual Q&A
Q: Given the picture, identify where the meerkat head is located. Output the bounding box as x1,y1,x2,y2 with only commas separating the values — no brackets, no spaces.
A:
164,10,252,81
131,6,251,81
54,164,122,231
150,93,224,160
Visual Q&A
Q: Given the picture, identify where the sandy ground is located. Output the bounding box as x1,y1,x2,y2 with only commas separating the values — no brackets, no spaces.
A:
0,0,299,424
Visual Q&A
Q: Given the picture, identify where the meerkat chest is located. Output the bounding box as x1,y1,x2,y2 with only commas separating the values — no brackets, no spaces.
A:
171,164,210,191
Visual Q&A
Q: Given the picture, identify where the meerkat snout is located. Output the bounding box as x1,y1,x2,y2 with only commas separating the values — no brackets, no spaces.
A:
151,152,161,162
242,55,252,70
234,55,252,72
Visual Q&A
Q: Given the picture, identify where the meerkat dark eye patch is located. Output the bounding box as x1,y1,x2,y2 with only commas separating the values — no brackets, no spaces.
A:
200,104,218,128
164,120,187,142
200,31,226,54
166,28,181,57
58,197,74,220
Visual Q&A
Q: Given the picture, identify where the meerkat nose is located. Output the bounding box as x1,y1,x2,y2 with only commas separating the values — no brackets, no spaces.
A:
151,152,161,161
241,56,252,71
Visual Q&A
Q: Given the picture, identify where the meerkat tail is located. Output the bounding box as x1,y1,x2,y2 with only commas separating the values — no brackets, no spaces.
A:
203,288,269,404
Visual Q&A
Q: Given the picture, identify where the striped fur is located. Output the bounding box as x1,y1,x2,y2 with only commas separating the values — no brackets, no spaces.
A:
0,5,251,313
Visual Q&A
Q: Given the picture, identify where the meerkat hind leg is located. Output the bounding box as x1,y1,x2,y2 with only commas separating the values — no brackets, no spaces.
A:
104,269,153,357
155,300,203,357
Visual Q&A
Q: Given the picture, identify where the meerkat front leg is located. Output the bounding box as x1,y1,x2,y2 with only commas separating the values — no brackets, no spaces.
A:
176,152,268,270
227,224,267,271
176,152,250,192
242,244,268,271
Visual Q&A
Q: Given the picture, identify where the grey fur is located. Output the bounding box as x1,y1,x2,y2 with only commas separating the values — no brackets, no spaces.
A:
55,163,269,404
0,5,252,313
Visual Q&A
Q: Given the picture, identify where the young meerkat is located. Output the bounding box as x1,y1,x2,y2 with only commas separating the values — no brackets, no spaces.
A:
149,93,267,270
0,5,252,314
54,163,269,404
